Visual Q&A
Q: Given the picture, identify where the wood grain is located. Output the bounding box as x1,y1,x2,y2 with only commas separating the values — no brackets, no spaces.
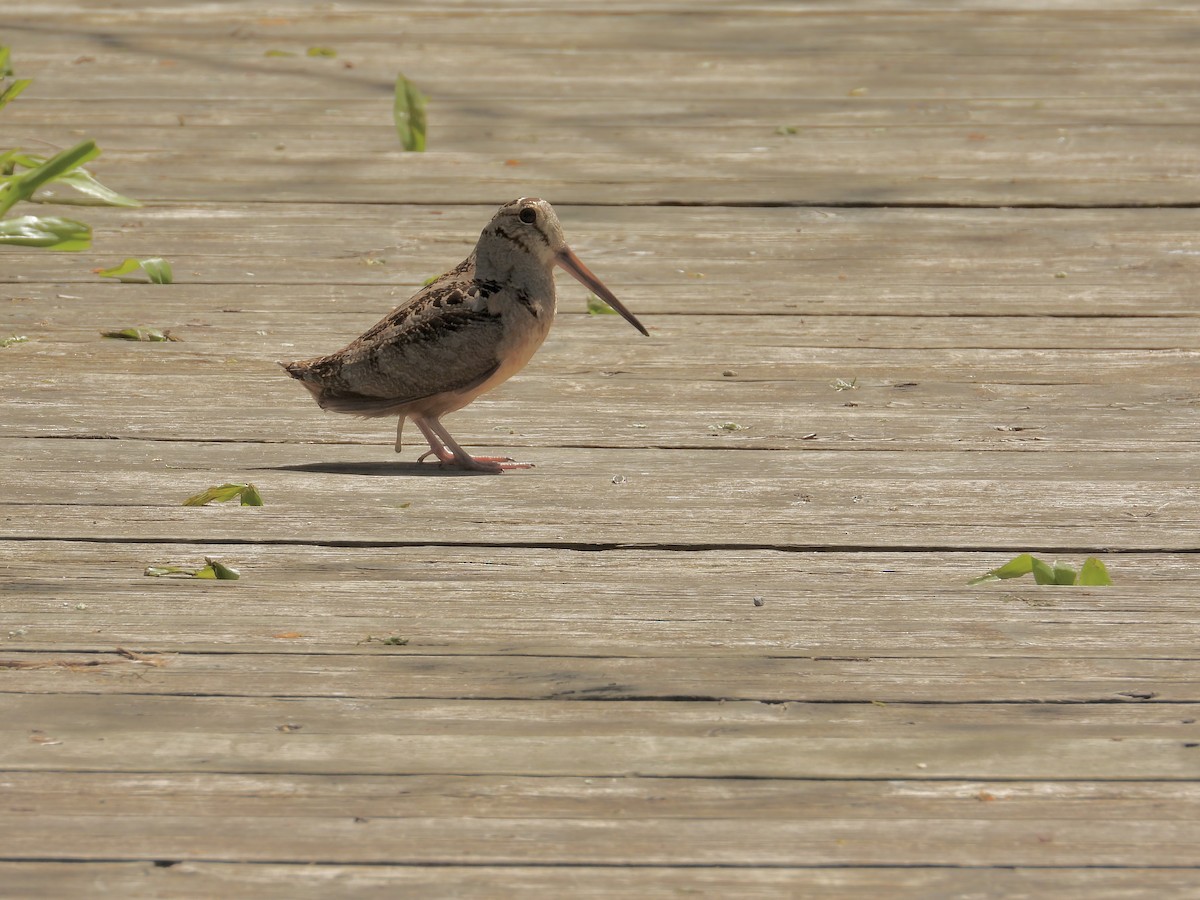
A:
3,0,1199,893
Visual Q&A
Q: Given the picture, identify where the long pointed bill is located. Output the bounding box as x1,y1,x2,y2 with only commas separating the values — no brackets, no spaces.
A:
555,246,649,336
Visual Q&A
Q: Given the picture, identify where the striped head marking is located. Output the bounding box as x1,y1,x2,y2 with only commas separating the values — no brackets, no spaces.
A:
476,198,649,337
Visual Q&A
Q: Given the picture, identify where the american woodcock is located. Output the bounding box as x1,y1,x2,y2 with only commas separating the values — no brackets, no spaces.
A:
281,198,648,472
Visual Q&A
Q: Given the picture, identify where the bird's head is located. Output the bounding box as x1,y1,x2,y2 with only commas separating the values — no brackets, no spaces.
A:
477,198,649,336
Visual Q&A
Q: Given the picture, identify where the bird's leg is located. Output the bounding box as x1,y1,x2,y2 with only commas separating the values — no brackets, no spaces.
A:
423,416,533,473
400,416,443,462
412,418,457,465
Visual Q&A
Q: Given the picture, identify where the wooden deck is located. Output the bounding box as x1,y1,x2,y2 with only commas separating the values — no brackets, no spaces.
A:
3,2,1198,896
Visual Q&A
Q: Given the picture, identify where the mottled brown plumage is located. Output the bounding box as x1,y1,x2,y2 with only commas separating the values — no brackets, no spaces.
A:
281,198,648,472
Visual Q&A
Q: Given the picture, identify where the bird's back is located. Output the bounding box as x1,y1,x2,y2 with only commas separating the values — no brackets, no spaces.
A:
281,255,507,416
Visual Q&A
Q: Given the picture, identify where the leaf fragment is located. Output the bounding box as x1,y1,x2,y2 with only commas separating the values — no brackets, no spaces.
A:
0,77,31,111
1079,557,1113,586
144,558,239,580
96,257,173,284
0,140,100,216
0,46,32,111
393,72,428,151
206,558,241,580
969,553,1112,587
586,293,617,316
0,214,91,250
183,483,264,507
101,327,176,342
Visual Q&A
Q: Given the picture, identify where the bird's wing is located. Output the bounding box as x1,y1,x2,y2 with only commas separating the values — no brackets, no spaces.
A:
285,270,506,415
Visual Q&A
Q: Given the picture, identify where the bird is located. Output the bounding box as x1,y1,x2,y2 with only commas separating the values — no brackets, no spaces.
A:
280,198,649,473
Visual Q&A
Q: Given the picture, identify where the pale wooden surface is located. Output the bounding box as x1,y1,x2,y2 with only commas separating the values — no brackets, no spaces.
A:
2,1,1200,897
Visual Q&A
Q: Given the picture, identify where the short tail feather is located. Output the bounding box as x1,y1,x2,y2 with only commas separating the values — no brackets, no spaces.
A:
279,359,404,417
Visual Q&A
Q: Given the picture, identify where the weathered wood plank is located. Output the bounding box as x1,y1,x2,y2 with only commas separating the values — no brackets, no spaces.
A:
1,541,1196,658
5,205,1200,318
4,371,1198,452
4,695,1199,781
0,441,1194,547
8,771,1199,823
2,862,1194,900
5,0,1200,890
8,6,1200,204
6,811,1199,868
5,765,1199,876
2,649,1196,703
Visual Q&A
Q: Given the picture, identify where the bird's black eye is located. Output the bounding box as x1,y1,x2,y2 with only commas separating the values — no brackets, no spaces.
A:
519,207,537,224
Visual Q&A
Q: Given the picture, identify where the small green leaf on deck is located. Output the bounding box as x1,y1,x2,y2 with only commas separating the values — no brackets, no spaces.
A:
144,565,190,577
0,46,32,111
0,140,101,216
206,558,241,580
1079,557,1113,586
307,47,337,57
264,49,296,57
394,73,428,151
101,327,177,342
0,77,31,111
1050,561,1079,586
0,214,91,250
1,334,28,348
49,166,141,207
969,553,1112,587
775,125,798,135
96,257,173,283
146,559,239,580
586,293,617,316
183,483,264,507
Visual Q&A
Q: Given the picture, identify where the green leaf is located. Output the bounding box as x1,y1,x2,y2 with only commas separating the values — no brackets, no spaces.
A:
264,49,296,57
307,46,337,57
1030,556,1058,585
0,150,139,207
1,334,29,348
586,293,617,316
96,257,173,283
0,140,99,217
51,167,141,207
968,552,1033,585
0,47,31,111
183,483,263,507
144,564,191,577
1079,557,1114,586
0,77,31,111
102,327,173,342
239,483,265,506
966,573,1001,585
971,553,1113,587
0,215,91,250
144,559,240,580
206,558,241,580
1051,562,1079,586
993,553,1036,579
393,73,427,152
